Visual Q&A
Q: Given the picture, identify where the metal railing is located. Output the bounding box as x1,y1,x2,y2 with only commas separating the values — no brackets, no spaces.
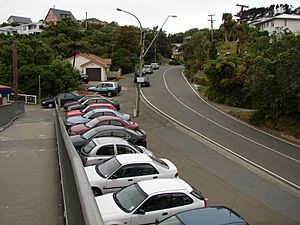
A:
54,107,104,225
0,101,24,131
8,93,37,104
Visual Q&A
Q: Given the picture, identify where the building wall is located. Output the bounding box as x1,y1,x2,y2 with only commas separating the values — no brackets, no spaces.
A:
257,18,300,35
66,56,107,81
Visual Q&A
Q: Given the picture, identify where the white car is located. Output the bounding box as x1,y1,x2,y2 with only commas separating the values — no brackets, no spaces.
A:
95,178,207,225
81,137,154,166
150,62,159,70
85,154,178,196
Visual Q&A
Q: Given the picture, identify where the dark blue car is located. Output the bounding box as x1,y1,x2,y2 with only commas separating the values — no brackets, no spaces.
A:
157,206,249,225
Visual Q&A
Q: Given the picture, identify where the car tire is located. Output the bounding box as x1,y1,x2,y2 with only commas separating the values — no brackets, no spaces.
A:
92,187,102,196
48,103,54,108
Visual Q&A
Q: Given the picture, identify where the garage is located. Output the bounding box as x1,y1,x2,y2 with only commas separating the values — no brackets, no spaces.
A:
86,68,102,81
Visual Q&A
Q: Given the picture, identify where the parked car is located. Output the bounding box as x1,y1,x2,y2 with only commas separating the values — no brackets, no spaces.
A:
143,65,153,74
68,116,139,136
66,103,117,117
65,108,131,127
63,94,104,110
66,97,120,111
134,73,150,87
85,154,178,196
87,81,121,97
69,125,147,150
79,74,89,84
157,206,249,225
80,137,153,166
42,93,82,108
150,62,159,70
95,178,207,225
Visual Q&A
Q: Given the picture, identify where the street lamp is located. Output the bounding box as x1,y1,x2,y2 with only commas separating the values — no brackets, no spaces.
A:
116,9,176,117
117,8,144,117
143,15,177,57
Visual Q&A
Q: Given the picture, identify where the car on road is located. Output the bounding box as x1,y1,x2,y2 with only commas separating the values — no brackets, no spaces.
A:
42,93,82,108
95,178,207,225
80,137,153,166
157,206,249,225
65,108,131,127
87,81,121,97
66,103,117,117
67,96,120,111
85,154,178,196
150,62,159,70
134,73,150,87
143,65,153,74
69,125,147,150
68,116,139,135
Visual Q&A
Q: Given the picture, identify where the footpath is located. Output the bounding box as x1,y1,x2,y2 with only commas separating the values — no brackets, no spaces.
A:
0,105,64,225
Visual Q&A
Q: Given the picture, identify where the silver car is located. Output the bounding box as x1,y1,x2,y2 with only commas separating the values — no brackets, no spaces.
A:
81,137,154,166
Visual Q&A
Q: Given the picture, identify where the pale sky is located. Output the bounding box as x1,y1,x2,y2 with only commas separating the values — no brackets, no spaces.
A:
0,0,299,34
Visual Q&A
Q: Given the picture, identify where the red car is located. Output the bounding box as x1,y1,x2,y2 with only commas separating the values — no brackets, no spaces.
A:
66,103,117,117
68,116,139,136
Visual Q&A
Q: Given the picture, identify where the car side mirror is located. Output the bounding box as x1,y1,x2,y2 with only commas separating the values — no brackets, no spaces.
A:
134,208,146,215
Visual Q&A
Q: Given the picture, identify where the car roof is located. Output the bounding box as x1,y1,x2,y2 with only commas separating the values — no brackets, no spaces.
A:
90,108,115,113
87,103,113,107
138,178,192,195
87,125,126,133
95,115,122,121
174,206,246,225
93,136,128,145
115,154,151,164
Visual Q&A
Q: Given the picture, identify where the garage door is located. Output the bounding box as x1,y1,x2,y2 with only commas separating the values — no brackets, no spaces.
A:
86,68,102,81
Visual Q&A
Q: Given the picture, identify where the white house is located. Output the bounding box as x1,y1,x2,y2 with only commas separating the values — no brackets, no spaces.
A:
0,21,46,35
67,53,112,81
251,14,300,35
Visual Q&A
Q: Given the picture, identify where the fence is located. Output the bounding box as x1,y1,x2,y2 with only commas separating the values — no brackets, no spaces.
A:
0,101,24,131
54,107,104,225
8,93,37,104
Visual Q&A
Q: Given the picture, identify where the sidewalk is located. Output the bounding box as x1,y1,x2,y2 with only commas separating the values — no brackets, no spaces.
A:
0,105,64,225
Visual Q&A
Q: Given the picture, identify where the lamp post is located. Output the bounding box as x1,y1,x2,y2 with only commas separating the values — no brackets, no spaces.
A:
117,8,144,117
116,9,176,117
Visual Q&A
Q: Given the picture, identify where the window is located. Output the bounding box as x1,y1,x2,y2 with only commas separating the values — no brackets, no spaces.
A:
112,130,130,139
95,130,110,138
170,193,193,208
114,165,137,178
103,112,114,116
136,164,158,176
98,120,110,126
110,120,122,126
117,145,136,154
96,145,114,155
139,194,171,212
89,112,103,119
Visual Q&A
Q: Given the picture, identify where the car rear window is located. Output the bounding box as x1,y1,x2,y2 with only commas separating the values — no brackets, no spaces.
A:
190,188,205,200
82,140,96,154
149,156,169,169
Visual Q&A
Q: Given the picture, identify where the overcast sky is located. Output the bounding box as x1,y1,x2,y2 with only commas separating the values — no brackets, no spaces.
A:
0,0,299,34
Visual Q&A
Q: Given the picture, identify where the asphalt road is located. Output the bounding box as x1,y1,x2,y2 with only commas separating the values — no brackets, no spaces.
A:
116,65,300,225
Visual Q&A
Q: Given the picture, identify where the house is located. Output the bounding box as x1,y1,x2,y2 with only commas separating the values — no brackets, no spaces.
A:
0,21,46,35
7,16,32,25
66,53,112,81
44,8,76,24
251,14,300,35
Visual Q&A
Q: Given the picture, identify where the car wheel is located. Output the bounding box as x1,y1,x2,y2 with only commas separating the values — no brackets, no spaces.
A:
48,103,54,108
92,187,102,196
107,92,112,97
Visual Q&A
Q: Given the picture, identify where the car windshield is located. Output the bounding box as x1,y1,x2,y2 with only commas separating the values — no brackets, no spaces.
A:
82,106,90,113
82,140,96,154
81,128,101,140
82,110,95,119
85,118,99,128
95,157,121,178
113,183,147,213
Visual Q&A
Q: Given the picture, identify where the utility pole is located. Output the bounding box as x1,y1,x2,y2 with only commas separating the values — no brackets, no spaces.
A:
235,4,249,54
85,12,88,30
12,40,18,101
208,14,215,42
